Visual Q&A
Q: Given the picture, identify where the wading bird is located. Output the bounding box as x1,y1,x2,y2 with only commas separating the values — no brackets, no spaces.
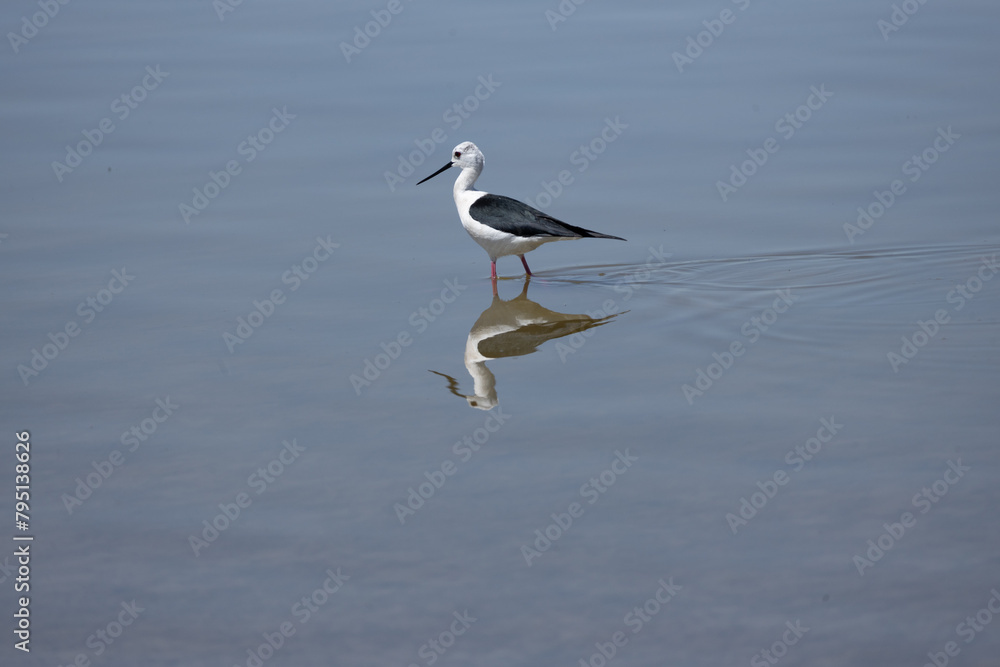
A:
417,142,625,278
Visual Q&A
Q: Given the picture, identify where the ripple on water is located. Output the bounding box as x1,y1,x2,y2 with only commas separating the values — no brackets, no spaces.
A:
535,243,1000,370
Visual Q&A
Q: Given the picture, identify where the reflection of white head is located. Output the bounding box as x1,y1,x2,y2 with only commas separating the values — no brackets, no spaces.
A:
463,351,498,411
429,367,497,411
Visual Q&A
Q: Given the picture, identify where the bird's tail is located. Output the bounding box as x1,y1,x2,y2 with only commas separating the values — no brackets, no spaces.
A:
581,229,626,241
554,218,626,241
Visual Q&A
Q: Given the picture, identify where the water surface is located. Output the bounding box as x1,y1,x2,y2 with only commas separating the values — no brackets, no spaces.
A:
2,1,999,665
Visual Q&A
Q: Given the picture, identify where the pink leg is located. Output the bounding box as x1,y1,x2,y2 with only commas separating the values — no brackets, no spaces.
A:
490,261,497,280
519,255,532,276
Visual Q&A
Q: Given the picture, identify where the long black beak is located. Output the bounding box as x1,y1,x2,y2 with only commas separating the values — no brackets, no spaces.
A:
416,161,452,185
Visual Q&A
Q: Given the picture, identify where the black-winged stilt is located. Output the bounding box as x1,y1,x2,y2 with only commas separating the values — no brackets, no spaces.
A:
417,141,625,278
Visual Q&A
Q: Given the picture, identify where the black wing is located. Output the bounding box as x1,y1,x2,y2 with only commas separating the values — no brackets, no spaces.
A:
469,194,625,240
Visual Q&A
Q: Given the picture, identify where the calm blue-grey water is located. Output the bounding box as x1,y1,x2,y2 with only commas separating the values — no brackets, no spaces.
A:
2,1,999,665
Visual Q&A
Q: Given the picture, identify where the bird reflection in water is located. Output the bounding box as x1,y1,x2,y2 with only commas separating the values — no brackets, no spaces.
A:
430,278,625,410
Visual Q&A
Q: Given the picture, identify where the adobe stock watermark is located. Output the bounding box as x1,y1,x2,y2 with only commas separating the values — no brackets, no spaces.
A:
725,416,843,535
17,267,135,386
750,620,810,667
672,0,753,73
213,0,247,22
851,458,970,576
920,587,1000,667
51,65,169,182
393,407,511,524
7,0,73,54
682,288,797,405
577,577,682,667
232,568,349,667
406,610,477,667
188,439,306,556
222,236,339,353
56,600,145,666
886,254,997,372
178,106,295,224
520,449,638,566
544,0,591,31
524,116,628,211
340,0,414,63
843,126,959,244
716,84,833,202
385,74,501,192
350,277,467,395
877,0,933,41
610,245,673,302
61,396,180,514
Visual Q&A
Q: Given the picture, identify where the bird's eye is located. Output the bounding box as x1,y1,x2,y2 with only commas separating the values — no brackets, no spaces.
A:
454,151,461,158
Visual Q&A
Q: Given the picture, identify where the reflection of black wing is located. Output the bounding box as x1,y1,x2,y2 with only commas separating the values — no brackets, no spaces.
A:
469,194,625,240
477,318,615,359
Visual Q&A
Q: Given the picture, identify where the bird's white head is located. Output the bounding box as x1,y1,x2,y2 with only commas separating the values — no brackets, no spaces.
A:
450,141,484,172
417,141,484,186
